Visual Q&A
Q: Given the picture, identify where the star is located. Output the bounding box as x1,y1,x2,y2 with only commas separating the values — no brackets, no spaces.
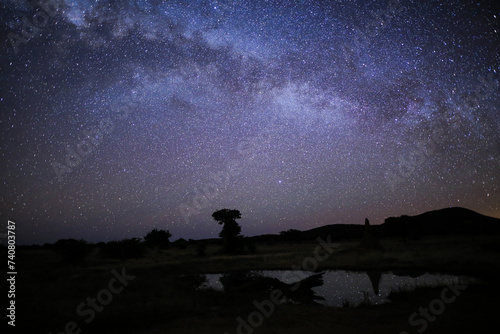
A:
0,0,498,244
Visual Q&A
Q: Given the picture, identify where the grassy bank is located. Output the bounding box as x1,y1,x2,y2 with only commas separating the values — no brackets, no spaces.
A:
14,234,500,333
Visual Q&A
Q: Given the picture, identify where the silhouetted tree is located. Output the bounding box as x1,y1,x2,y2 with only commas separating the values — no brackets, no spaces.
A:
212,209,242,253
144,228,172,249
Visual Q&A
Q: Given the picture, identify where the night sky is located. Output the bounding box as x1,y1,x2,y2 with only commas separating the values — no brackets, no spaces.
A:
1,0,499,245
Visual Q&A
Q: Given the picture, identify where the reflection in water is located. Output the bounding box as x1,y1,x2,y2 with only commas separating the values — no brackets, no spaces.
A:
366,270,382,295
218,271,325,305
199,270,476,307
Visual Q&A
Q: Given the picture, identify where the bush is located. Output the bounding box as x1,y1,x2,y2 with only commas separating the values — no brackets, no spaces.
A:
100,238,145,259
144,229,172,249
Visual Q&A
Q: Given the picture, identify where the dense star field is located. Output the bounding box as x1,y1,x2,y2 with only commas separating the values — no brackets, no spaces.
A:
0,0,498,244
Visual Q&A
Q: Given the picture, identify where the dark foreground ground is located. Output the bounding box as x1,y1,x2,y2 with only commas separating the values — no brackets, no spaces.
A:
9,235,500,333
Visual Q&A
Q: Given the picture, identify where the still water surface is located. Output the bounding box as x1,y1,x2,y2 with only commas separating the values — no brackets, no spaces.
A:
198,270,476,307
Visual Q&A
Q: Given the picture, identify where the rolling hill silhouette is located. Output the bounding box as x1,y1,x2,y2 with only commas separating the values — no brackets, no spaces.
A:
297,207,500,241
301,224,365,241
380,207,500,237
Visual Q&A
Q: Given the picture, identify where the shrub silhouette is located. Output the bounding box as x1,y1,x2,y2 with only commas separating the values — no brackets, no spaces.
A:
144,228,172,249
100,238,145,259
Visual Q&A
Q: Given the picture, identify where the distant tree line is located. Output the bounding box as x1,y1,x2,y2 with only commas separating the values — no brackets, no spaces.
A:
29,228,179,264
1,224,311,262
13,207,498,265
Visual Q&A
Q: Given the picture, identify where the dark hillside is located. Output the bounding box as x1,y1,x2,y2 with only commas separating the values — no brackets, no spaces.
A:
380,207,500,238
297,207,500,241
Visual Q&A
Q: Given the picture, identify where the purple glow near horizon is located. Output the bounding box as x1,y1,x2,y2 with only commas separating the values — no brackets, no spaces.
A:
0,0,498,244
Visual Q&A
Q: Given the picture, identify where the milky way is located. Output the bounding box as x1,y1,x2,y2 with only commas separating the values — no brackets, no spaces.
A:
1,0,499,244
